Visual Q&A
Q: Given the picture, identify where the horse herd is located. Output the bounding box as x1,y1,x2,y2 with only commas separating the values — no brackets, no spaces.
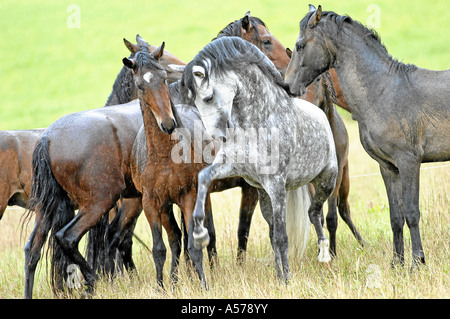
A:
1,5,448,298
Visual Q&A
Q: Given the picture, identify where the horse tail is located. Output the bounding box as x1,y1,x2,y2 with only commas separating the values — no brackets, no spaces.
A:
86,213,110,275
27,135,75,294
286,185,311,262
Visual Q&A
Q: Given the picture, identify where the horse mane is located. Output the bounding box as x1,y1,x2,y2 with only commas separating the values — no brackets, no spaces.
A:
134,49,164,71
105,59,136,106
181,37,293,104
302,10,417,75
213,16,266,42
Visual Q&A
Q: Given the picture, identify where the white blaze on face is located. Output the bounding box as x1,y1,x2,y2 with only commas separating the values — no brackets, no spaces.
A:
143,71,153,83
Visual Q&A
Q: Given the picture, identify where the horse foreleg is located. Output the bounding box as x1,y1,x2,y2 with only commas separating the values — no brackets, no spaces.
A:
379,164,405,266
193,162,236,250
398,160,425,267
326,193,338,257
179,189,210,288
237,184,259,263
142,195,166,289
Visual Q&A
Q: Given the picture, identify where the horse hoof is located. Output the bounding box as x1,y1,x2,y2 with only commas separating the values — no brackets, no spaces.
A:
193,227,210,250
318,240,331,263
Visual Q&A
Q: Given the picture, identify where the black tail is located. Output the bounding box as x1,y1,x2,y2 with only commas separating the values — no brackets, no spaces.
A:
27,135,75,294
86,211,112,275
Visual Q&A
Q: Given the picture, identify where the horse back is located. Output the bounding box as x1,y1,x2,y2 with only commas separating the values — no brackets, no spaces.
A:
397,69,450,162
0,129,45,201
43,102,143,199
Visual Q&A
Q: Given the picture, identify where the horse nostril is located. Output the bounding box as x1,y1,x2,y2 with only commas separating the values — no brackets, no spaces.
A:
161,118,177,135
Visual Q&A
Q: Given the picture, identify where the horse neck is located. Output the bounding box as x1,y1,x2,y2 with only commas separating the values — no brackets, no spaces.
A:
139,100,172,155
330,24,407,117
234,67,290,126
105,67,137,106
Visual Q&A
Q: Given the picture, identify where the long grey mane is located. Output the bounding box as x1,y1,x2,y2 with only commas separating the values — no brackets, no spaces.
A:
180,37,293,104
302,10,418,75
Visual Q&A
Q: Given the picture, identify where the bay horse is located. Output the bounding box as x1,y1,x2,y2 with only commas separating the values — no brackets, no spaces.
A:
120,45,216,288
285,5,450,267
181,37,338,283
24,45,177,298
87,35,187,275
0,129,44,220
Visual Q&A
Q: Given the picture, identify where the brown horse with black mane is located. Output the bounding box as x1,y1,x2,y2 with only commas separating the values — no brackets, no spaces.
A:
24,44,177,298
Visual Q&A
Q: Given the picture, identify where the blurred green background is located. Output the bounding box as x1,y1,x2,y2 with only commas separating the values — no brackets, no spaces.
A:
0,0,448,130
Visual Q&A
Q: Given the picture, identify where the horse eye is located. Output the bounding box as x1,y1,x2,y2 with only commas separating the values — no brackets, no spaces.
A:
262,39,271,46
193,71,205,79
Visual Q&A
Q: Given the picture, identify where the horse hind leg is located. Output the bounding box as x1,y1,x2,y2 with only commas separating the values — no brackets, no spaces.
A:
24,213,46,299
397,160,425,267
337,162,365,247
258,181,290,284
180,190,209,288
310,164,337,263
141,196,167,289
55,204,115,297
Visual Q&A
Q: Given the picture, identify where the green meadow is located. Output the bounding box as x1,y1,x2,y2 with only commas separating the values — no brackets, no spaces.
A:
1,0,449,130
0,0,448,298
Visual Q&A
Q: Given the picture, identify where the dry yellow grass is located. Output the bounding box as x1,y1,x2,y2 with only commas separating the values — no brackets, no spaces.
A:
0,112,448,299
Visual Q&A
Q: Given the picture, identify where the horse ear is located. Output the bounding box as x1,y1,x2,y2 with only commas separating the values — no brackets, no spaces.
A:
136,34,149,49
152,42,165,60
286,47,292,58
242,11,251,32
308,4,322,28
123,57,135,69
167,64,186,73
308,4,317,12
124,38,138,53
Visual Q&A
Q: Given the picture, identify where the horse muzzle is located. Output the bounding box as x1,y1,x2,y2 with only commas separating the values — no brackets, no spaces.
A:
160,118,178,135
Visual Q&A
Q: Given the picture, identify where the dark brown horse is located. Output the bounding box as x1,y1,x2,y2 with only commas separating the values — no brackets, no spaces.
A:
24,45,177,298
0,129,44,220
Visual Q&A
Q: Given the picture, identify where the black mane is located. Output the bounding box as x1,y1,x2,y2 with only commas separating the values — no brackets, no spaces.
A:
302,10,417,74
134,49,164,71
181,37,292,104
105,52,137,106
213,16,266,42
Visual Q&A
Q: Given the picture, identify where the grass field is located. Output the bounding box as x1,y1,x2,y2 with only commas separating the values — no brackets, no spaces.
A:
0,0,449,299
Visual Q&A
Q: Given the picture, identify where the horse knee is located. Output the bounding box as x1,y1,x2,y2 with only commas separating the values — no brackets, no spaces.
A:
326,213,338,231
390,216,405,233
